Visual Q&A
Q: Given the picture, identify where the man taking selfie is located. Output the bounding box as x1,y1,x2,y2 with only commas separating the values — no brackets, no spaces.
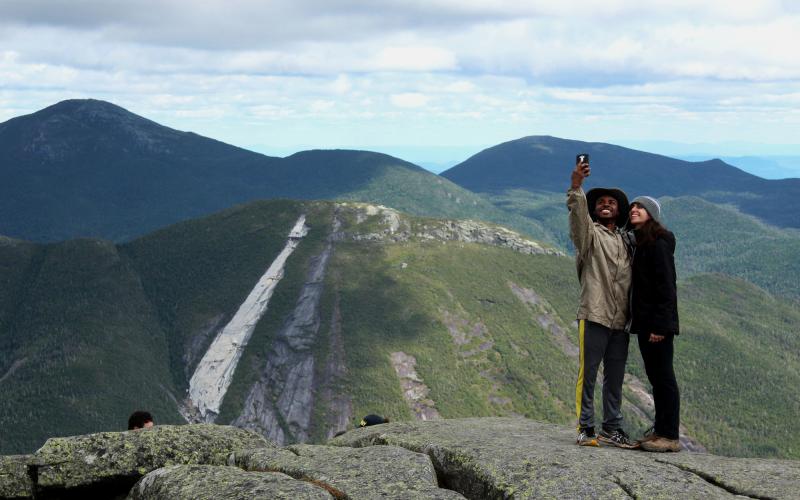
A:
566,154,637,449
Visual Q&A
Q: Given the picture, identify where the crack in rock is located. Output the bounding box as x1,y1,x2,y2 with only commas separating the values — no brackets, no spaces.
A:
656,459,771,500
612,475,637,499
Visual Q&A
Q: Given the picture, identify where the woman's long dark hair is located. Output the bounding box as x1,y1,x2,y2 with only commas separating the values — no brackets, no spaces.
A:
634,218,667,246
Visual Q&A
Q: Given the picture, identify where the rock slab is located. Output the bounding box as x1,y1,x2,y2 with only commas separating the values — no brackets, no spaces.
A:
3,418,799,499
31,424,271,498
0,455,33,499
330,417,800,499
128,465,331,499
232,443,464,499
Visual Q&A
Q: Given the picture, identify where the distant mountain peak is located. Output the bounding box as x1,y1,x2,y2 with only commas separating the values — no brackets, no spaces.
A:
1,98,188,163
42,98,129,114
36,98,165,132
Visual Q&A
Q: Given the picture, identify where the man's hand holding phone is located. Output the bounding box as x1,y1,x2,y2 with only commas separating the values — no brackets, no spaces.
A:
571,153,591,189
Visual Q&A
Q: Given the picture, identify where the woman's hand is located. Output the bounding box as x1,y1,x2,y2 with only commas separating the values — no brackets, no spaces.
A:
649,333,665,343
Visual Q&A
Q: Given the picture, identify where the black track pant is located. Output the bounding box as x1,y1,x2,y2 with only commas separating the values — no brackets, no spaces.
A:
637,332,680,439
575,320,629,431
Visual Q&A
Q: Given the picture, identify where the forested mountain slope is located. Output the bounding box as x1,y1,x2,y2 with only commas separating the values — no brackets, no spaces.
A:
1,201,797,460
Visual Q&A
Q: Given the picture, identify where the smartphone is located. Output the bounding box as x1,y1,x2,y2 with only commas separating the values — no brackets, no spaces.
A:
576,153,590,165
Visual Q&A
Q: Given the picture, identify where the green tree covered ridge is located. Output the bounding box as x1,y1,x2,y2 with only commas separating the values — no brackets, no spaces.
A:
1,200,798,460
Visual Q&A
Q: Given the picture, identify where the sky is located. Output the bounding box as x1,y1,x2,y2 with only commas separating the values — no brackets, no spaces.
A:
2,0,800,176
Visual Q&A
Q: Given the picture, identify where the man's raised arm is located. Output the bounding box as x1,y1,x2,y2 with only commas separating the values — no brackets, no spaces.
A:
567,159,593,257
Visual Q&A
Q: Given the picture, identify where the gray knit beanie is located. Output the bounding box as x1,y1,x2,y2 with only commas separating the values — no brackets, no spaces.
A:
631,196,662,223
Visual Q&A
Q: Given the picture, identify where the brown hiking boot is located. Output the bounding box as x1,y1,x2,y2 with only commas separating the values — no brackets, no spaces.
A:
637,427,659,445
641,436,681,452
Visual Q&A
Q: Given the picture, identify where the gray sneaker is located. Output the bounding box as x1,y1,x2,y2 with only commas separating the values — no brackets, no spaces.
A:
576,427,599,447
598,428,640,449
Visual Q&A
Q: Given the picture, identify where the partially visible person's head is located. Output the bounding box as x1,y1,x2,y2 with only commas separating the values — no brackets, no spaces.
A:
128,411,154,430
359,414,389,428
586,188,629,228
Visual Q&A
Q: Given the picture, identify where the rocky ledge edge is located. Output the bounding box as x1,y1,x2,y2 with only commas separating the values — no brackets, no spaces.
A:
2,418,798,499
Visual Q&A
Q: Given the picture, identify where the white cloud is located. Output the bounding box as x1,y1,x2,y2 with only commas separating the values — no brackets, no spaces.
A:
373,46,457,72
309,100,336,112
330,74,352,94
444,81,477,93
1,1,799,150
390,93,431,108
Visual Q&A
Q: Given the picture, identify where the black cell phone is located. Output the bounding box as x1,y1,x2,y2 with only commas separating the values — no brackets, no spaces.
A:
576,153,590,165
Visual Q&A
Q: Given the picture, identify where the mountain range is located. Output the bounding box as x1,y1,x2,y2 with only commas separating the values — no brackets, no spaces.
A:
0,100,543,244
441,135,800,229
2,200,798,460
1,100,798,461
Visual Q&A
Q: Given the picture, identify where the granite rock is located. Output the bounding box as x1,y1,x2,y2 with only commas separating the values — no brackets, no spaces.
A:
0,455,33,499
3,418,799,499
231,443,464,499
330,417,800,499
31,424,270,498
128,465,331,499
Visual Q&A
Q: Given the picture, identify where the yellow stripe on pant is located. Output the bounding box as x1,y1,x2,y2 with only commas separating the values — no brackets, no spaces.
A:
575,319,585,430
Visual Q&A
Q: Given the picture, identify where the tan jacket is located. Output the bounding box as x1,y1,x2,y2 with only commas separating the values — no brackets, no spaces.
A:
567,187,631,330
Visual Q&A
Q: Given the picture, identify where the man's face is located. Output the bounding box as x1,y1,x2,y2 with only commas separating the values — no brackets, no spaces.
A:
594,195,619,222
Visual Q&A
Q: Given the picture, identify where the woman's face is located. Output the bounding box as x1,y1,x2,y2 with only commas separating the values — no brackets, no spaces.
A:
629,202,651,227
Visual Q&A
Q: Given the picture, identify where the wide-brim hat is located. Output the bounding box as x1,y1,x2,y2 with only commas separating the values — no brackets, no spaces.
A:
586,187,629,227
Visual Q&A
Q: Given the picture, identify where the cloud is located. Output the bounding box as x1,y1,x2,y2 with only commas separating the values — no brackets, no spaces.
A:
1,1,800,150
373,46,457,72
390,93,431,108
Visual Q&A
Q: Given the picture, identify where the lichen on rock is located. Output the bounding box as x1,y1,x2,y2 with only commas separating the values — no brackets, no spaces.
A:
231,443,464,499
128,464,332,499
0,455,33,499
4,418,800,499
31,424,271,497
330,417,800,499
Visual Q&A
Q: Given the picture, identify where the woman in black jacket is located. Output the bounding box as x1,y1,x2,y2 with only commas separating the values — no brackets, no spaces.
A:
628,196,681,452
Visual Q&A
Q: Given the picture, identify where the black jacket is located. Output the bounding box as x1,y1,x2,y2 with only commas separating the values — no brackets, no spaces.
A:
629,230,679,335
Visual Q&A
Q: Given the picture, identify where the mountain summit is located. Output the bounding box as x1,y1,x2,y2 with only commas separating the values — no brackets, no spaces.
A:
442,135,800,228
1,99,278,241
0,100,500,242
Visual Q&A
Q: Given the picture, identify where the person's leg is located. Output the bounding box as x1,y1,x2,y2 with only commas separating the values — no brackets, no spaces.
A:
601,330,630,431
576,320,610,430
649,335,680,439
638,333,681,452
